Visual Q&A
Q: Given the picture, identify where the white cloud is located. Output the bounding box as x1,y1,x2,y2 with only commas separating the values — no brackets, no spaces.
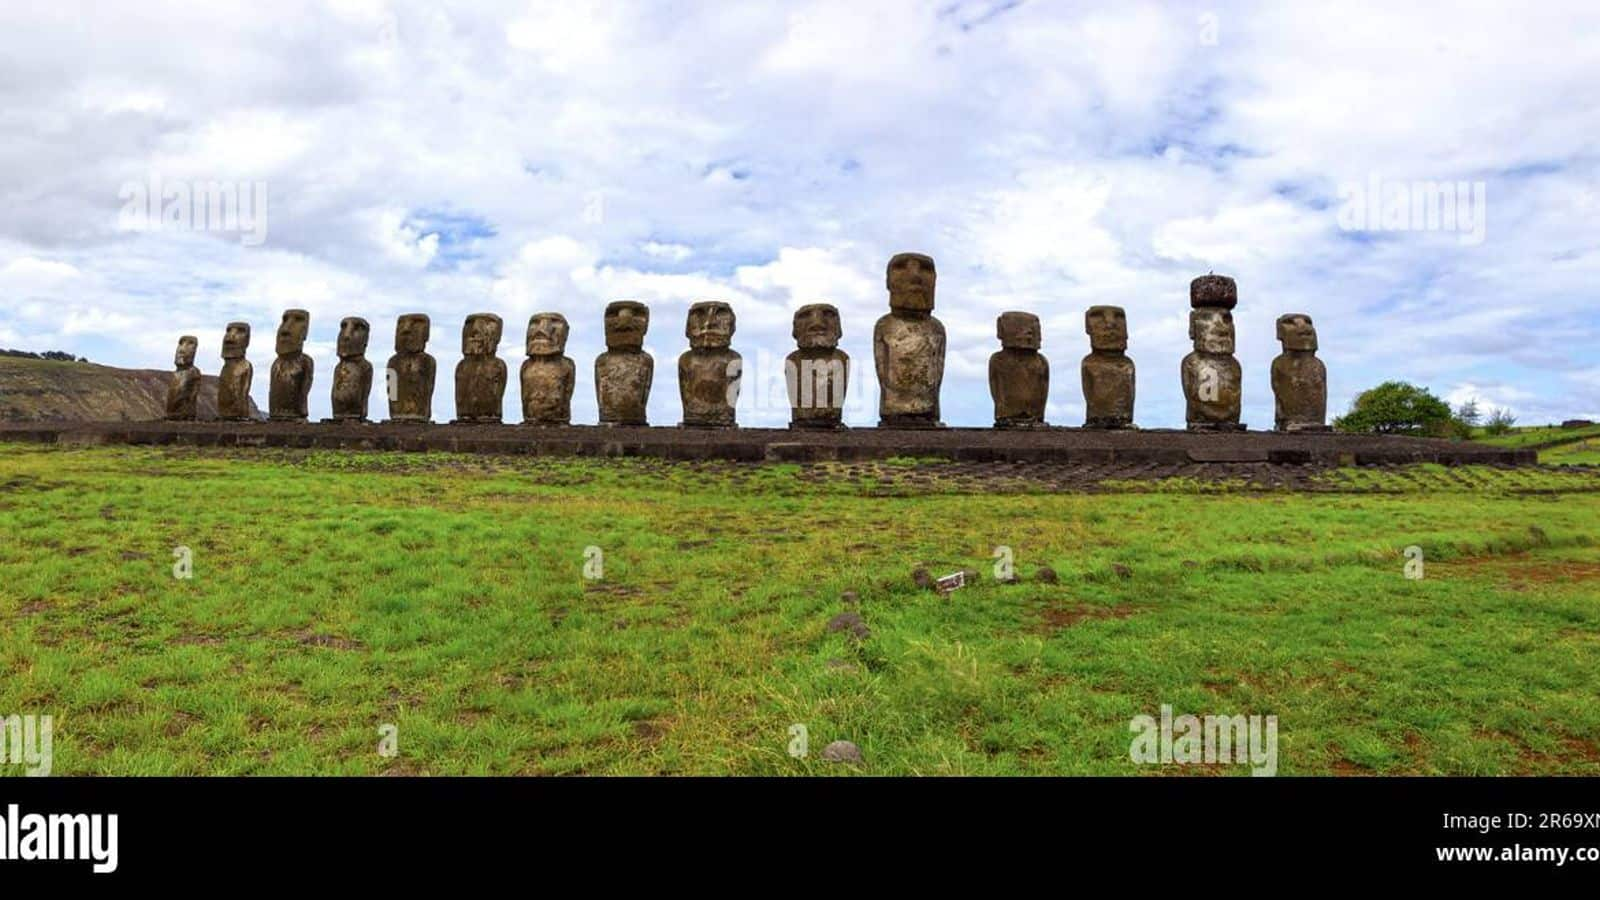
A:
0,0,1595,425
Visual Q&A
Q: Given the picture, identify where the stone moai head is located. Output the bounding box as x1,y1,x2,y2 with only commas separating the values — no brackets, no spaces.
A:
338,317,370,359
222,322,251,359
174,335,198,368
997,311,1041,350
395,313,431,353
886,252,937,312
686,301,735,350
604,300,650,351
1277,313,1317,352
462,313,503,356
792,303,842,350
1190,274,1238,310
1085,306,1128,352
526,312,570,357
1190,308,1235,355
276,309,309,356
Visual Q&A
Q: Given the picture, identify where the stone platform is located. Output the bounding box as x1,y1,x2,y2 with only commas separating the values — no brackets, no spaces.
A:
0,420,1537,465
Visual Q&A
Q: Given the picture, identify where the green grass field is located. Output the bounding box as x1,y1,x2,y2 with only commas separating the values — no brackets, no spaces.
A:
2,443,1599,775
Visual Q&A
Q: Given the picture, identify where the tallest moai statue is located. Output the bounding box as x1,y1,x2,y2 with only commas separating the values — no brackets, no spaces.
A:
874,252,946,428
1181,274,1244,432
268,309,314,422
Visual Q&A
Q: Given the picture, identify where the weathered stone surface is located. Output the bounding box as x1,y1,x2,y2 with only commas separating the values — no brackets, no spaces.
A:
989,311,1048,428
164,335,201,421
385,313,436,424
268,309,314,423
520,312,575,426
874,252,946,428
679,301,741,427
1182,283,1244,431
821,740,863,764
786,303,849,430
328,317,373,422
0,420,1541,466
217,321,254,421
596,300,653,426
1190,273,1238,310
453,313,507,424
1271,313,1329,432
1082,305,1136,429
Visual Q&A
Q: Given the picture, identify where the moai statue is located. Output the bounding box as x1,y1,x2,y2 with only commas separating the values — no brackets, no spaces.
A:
520,312,575,426
1272,313,1329,432
453,313,506,424
678,301,741,428
164,335,201,421
786,303,849,430
1181,274,1244,431
595,300,653,426
268,309,313,422
327,317,373,422
988,311,1049,428
1081,305,1136,429
217,321,254,421
385,314,436,423
873,252,946,428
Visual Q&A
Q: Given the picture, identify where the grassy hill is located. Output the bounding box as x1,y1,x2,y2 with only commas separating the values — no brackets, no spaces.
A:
2,443,1598,775
0,356,258,422
1469,423,1600,465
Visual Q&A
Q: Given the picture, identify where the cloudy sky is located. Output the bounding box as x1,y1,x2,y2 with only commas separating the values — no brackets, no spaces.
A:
3,0,1597,426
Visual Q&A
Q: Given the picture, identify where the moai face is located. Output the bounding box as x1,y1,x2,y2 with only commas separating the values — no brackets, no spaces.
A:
337,317,370,359
526,313,570,357
1277,313,1317,352
462,313,503,356
396,314,431,353
1190,308,1235,355
1086,306,1128,352
174,335,198,368
604,300,650,351
276,309,309,355
222,322,251,359
792,303,842,350
997,311,1041,350
686,301,735,350
886,252,937,312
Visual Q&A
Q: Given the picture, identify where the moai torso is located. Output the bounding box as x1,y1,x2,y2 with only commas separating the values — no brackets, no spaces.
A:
1272,313,1329,432
386,314,436,423
787,303,849,430
329,317,373,422
1081,306,1135,428
1182,276,1244,432
596,301,653,426
521,312,575,425
217,321,254,421
454,313,507,424
678,300,740,427
165,336,201,421
268,309,313,422
874,251,946,427
988,311,1048,428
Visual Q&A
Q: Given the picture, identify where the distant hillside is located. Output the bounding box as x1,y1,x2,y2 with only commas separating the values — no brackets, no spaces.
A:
0,356,262,422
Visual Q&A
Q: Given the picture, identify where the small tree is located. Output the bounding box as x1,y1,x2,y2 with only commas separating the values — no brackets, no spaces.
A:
1484,408,1517,436
1457,399,1482,428
1333,381,1456,435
